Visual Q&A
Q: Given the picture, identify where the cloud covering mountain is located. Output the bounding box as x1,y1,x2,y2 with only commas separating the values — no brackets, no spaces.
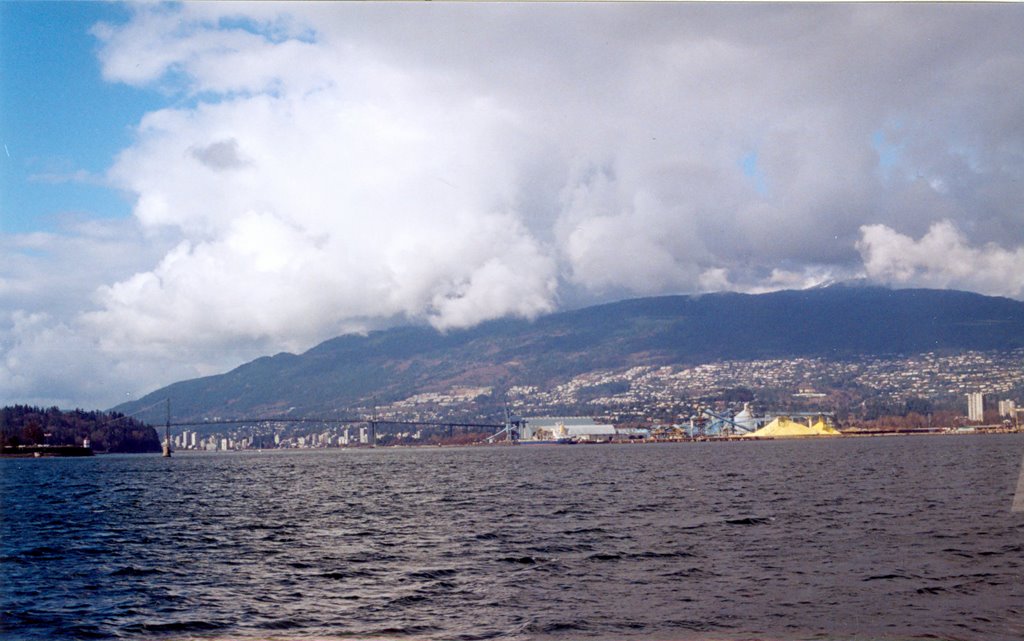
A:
3,3,1024,408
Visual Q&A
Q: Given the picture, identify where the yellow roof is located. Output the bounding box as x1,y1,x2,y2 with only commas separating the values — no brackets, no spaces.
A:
742,416,839,438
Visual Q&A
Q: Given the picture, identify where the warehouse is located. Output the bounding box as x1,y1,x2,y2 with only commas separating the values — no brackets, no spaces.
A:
521,416,617,443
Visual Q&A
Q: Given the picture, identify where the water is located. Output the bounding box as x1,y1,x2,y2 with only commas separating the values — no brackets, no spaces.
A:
2,435,1023,641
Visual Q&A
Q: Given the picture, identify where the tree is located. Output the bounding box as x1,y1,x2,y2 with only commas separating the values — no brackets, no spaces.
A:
21,421,45,445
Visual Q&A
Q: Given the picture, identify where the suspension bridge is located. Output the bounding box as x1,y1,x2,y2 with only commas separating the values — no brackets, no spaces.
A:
128,398,516,456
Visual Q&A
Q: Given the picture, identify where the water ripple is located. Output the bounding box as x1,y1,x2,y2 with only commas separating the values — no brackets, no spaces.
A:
2,436,1023,640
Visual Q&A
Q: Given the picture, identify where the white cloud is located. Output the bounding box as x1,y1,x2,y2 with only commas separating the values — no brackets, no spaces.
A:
0,220,210,408
696,266,840,296
1,311,117,409
91,4,329,95
26,169,105,186
0,219,174,318
94,57,553,346
858,221,1024,298
0,307,261,410
4,3,1024,408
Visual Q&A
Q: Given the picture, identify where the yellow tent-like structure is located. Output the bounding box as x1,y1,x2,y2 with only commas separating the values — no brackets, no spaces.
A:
741,416,840,438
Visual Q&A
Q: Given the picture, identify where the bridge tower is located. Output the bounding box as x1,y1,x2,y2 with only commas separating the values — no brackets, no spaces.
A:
369,400,377,447
162,398,172,457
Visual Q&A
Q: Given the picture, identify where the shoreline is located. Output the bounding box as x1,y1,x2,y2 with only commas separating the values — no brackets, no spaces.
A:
4,429,1020,457
0,445,95,458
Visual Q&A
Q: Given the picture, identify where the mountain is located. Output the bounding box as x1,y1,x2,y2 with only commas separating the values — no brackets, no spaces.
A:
113,286,1024,422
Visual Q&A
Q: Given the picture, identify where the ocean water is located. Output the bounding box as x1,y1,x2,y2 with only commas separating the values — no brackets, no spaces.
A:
2,435,1023,641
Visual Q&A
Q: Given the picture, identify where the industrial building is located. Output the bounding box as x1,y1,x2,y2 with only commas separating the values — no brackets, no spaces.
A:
520,416,616,443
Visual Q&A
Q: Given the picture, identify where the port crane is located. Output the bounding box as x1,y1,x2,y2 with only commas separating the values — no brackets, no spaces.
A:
690,408,757,438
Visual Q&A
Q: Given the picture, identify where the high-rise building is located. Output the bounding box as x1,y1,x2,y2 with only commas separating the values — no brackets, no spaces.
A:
966,392,984,422
998,399,1017,418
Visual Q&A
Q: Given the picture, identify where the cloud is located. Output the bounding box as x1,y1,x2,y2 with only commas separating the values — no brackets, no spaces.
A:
4,3,1024,408
858,221,1024,298
189,138,250,171
94,63,555,347
27,169,105,186
0,219,174,319
0,306,253,411
0,220,200,408
90,4,327,94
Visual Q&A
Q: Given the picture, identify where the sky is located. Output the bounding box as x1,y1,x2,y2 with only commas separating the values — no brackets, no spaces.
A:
2,2,1023,410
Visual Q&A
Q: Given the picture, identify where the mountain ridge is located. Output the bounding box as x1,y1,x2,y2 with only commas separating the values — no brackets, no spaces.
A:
114,285,1024,422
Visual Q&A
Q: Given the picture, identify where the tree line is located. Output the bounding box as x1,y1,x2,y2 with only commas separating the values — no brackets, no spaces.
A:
0,405,161,453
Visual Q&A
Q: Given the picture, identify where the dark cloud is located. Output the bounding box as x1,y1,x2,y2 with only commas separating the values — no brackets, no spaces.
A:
190,138,249,171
